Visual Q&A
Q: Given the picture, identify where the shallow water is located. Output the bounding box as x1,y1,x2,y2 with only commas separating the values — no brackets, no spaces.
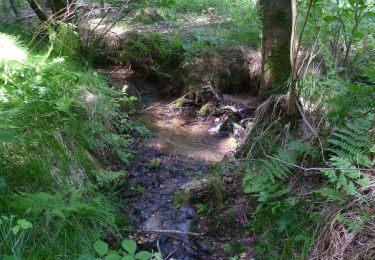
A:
138,96,237,162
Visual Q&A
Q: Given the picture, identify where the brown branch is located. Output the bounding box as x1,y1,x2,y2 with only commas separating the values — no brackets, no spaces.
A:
134,229,201,237
129,229,233,242
287,0,313,116
27,0,51,24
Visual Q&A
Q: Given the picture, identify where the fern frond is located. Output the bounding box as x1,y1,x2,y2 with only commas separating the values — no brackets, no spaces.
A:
94,171,126,187
319,118,373,201
243,141,316,202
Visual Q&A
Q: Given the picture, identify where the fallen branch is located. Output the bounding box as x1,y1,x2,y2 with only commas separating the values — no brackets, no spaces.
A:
135,229,201,237
129,229,233,242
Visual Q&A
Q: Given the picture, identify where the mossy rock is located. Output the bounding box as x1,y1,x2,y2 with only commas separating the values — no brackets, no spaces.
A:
170,94,197,110
198,102,216,117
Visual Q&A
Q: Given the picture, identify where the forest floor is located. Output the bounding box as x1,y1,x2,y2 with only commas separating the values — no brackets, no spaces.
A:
87,4,262,259
3,4,260,258
100,66,256,259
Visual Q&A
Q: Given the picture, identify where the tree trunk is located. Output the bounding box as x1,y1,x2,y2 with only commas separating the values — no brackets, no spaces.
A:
287,0,313,116
287,0,298,116
9,0,20,16
258,0,292,100
48,0,76,21
28,0,50,23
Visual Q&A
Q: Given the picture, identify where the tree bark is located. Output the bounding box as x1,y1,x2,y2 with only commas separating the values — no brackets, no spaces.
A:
28,0,50,23
9,0,20,16
258,0,292,100
48,0,76,21
287,0,313,116
287,0,298,115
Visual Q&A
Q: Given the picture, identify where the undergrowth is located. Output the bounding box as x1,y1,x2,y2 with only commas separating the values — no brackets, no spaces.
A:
240,67,374,258
0,27,142,258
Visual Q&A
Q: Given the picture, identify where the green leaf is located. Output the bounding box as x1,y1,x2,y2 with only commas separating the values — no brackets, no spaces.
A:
122,240,137,255
356,177,370,187
120,256,135,260
352,31,364,40
135,251,152,260
323,15,337,22
17,219,33,229
105,254,122,260
94,240,109,256
11,225,20,235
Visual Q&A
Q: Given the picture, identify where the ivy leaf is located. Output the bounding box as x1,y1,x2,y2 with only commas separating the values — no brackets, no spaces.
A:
94,240,109,256
135,251,152,260
122,240,137,255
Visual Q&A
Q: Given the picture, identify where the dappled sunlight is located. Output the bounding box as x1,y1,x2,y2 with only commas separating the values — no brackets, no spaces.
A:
0,34,27,62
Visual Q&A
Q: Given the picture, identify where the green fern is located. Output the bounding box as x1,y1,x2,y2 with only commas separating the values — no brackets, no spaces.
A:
327,118,373,167
243,141,316,202
319,118,373,201
95,171,126,187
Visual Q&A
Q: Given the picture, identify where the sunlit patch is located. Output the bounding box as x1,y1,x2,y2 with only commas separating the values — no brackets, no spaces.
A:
0,34,27,62
84,91,97,103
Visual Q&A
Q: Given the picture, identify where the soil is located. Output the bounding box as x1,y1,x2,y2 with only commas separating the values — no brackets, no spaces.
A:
101,66,256,259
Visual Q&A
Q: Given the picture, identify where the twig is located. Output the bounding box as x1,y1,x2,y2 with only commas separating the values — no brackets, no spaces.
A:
164,251,175,260
161,234,198,252
156,238,163,258
264,154,374,173
135,229,201,237
295,99,326,162
129,229,233,242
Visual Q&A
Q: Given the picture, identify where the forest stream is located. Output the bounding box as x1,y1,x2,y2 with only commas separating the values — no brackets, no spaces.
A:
102,67,257,259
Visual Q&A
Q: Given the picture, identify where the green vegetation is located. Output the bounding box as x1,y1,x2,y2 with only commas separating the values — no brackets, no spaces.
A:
1,0,375,259
0,28,141,258
93,239,157,259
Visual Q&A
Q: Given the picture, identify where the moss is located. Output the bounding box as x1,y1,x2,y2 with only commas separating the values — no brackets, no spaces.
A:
170,96,189,109
260,0,292,99
268,10,291,28
173,190,190,208
198,102,215,116
262,41,291,98
206,174,226,205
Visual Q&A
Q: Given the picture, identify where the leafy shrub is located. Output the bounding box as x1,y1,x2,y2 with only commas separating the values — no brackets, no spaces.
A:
92,239,158,260
0,216,33,258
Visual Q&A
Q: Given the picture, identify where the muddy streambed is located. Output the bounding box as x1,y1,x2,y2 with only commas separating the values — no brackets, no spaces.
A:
103,67,255,259
137,83,238,162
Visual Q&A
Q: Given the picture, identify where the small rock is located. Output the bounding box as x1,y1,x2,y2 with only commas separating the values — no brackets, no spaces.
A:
196,240,212,252
224,176,234,184
178,178,209,198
